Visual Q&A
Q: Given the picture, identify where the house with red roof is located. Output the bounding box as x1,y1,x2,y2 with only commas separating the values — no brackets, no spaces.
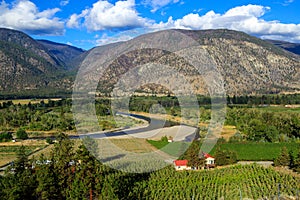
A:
174,160,191,171
174,152,215,171
203,152,215,168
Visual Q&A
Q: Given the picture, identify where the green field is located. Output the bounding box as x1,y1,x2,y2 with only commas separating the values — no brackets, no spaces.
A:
147,140,190,157
147,139,169,149
256,105,300,113
211,142,300,161
0,144,47,166
136,164,300,199
148,140,300,161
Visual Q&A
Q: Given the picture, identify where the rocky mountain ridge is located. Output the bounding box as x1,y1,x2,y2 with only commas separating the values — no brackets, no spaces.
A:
81,29,300,96
0,28,85,95
0,28,299,97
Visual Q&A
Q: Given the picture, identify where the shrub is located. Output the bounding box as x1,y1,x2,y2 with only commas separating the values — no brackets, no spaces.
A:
215,148,238,166
274,146,290,167
161,136,168,142
16,128,28,140
46,138,54,144
0,132,13,142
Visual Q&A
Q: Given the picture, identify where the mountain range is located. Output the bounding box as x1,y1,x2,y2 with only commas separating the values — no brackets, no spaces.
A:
0,28,299,97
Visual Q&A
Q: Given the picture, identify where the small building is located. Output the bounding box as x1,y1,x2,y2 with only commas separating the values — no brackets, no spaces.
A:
174,160,191,171
203,153,215,168
168,136,173,143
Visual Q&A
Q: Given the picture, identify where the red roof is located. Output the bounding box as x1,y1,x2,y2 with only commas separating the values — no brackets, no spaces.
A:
203,153,214,159
174,160,188,166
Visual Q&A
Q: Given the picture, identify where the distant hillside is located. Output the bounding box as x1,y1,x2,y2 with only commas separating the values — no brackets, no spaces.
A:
80,29,300,96
266,39,300,56
0,28,85,96
37,40,85,70
0,28,299,97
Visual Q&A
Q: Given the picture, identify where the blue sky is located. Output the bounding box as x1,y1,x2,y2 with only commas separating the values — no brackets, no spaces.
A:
0,0,299,50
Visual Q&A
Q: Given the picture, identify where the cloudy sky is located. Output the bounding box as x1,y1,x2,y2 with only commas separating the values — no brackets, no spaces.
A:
0,0,299,49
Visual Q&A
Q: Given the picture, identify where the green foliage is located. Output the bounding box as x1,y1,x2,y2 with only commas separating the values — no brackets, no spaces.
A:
147,139,169,149
52,133,75,198
184,141,205,168
0,132,12,142
0,134,299,200
214,147,237,166
0,99,75,132
35,154,60,200
161,135,168,143
228,132,244,143
211,142,300,161
16,128,28,140
68,138,100,199
133,164,300,199
46,138,54,144
226,94,300,105
274,146,290,167
292,151,300,173
225,107,300,141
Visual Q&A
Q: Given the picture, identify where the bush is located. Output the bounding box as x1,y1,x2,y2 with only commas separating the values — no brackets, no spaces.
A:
0,132,13,142
16,128,28,140
274,146,290,167
161,136,168,142
215,148,238,166
46,138,54,144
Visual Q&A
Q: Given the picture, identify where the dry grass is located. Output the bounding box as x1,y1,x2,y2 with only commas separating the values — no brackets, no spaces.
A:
0,98,61,105
0,138,83,166
107,138,156,153
0,139,47,147
0,140,48,166
220,125,237,141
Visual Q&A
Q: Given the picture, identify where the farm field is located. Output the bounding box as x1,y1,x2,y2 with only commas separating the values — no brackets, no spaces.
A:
0,140,48,166
210,142,300,161
108,138,156,153
0,98,61,105
148,140,300,161
137,164,300,199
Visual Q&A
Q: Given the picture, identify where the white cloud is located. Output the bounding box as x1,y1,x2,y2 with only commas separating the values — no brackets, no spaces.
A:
282,0,294,6
96,33,134,46
60,0,69,6
143,0,182,12
69,3,300,46
150,4,300,43
0,0,64,35
66,9,89,28
68,0,151,31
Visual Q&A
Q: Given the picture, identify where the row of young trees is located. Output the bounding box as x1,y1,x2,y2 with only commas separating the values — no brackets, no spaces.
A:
1,134,299,200
227,93,300,105
274,146,300,173
0,99,74,132
225,107,300,142
0,133,151,200
179,140,238,169
0,99,115,133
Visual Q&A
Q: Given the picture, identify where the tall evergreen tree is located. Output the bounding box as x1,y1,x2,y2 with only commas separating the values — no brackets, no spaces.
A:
52,133,75,199
292,150,300,173
274,146,290,167
35,154,60,200
5,145,37,200
68,137,100,199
